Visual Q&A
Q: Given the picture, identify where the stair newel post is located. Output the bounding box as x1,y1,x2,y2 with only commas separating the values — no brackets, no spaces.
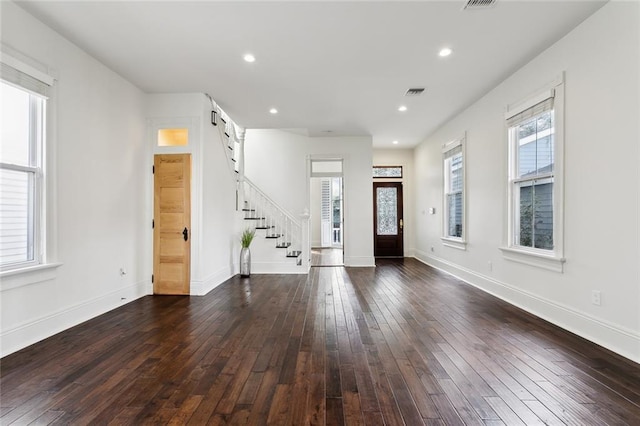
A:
239,178,245,214
258,192,262,227
245,183,250,216
245,181,250,216
300,210,311,270
283,215,287,246
262,194,267,229
284,217,289,251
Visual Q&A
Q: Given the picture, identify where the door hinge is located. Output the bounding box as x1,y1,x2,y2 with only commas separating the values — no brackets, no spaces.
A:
152,165,155,174
151,274,154,283
152,219,154,229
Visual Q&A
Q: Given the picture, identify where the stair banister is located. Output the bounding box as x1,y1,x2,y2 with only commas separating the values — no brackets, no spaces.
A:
242,177,301,228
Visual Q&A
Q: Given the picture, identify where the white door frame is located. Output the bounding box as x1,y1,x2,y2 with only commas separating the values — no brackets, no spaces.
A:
307,156,344,263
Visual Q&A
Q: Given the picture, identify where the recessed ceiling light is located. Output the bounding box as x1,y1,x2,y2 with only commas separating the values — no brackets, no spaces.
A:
439,47,453,57
398,105,408,112
392,140,399,145
243,53,256,63
269,108,278,114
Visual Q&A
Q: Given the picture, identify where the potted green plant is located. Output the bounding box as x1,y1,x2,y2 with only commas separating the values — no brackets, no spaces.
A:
240,228,255,277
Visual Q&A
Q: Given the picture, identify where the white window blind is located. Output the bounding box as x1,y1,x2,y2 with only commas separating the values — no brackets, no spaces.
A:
0,53,53,98
506,97,554,128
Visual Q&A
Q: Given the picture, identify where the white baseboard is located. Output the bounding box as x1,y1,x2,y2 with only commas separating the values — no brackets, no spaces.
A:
1,280,148,358
191,265,235,296
344,256,376,267
250,261,308,274
413,250,640,364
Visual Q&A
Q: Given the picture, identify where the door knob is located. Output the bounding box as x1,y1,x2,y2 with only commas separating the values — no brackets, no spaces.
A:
183,227,189,241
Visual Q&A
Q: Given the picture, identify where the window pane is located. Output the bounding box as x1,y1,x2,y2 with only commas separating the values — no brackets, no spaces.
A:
447,192,463,238
0,81,31,165
517,111,554,177
450,153,463,192
518,180,553,249
376,187,397,235
0,168,34,265
373,166,402,178
157,128,188,146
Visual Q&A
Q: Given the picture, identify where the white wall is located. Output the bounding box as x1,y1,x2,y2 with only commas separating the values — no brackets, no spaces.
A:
1,2,147,356
199,98,240,292
244,130,374,267
373,149,415,257
413,1,640,362
310,177,322,247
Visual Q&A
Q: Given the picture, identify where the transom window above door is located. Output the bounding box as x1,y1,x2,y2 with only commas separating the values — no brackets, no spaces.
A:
373,166,402,178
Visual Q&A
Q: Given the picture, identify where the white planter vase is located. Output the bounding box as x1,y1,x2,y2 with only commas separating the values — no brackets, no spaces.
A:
240,247,251,277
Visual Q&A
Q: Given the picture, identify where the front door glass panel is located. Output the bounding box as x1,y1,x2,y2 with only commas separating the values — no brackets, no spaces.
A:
376,187,398,235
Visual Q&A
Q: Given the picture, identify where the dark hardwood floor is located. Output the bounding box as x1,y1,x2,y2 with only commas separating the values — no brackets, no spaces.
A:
311,248,344,267
1,258,639,425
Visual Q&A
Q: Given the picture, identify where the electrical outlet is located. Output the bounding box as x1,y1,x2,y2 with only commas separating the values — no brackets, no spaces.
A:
591,290,601,306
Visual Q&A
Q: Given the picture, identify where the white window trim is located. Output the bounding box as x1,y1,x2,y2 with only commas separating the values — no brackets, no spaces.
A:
441,134,467,250
1,50,60,285
501,76,565,272
0,262,62,292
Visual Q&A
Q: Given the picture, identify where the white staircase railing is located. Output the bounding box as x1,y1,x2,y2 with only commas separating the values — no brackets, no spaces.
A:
241,177,306,266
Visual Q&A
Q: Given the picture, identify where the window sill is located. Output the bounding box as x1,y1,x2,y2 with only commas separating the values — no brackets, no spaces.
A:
441,237,467,251
0,262,62,292
500,246,565,272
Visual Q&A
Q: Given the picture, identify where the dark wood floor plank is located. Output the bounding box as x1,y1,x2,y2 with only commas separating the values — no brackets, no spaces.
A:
289,351,312,425
244,368,279,425
370,367,406,426
396,357,441,419
1,260,639,425
522,400,565,426
432,351,500,420
265,383,292,425
483,396,526,426
430,392,466,426
215,351,260,415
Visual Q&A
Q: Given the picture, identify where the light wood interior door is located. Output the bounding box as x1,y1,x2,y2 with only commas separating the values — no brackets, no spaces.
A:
154,154,191,295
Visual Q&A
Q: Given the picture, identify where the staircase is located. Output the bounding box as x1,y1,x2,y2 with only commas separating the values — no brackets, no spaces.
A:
208,95,307,272
241,178,303,265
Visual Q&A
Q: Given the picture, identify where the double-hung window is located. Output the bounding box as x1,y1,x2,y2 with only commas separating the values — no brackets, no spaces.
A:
442,136,466,249
0,56,52,271
503,82,565,271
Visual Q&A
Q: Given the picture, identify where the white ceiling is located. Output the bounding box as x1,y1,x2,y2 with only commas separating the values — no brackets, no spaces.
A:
16,0,606,148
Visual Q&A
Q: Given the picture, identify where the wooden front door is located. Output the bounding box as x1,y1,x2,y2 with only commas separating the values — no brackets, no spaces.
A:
373,182,403,257
154,154,191,295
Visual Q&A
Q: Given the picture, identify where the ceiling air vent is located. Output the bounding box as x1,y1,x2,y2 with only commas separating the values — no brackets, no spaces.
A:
464,0,496,10
405,88,425,97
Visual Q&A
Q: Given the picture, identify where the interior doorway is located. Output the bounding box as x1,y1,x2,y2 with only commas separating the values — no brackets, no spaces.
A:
309,160,344,267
